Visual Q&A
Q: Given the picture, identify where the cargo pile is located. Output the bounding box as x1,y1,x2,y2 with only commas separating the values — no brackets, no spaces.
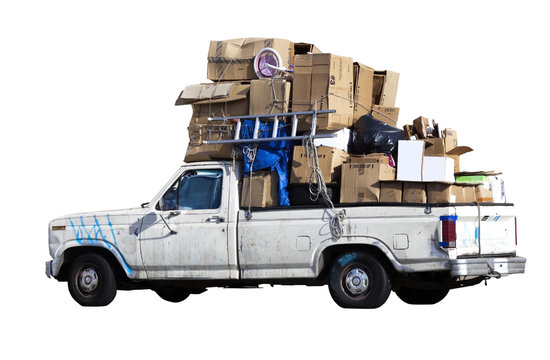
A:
176,37,506,208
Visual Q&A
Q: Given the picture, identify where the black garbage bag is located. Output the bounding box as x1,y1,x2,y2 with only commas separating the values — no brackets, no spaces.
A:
349,113,405,156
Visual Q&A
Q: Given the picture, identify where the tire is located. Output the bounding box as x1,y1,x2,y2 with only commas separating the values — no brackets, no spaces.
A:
155,288,191,303
396,287,449,305
68,254,117,306
328,252,391,309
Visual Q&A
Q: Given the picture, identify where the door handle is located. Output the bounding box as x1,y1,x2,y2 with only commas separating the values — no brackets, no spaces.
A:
206,216,225,223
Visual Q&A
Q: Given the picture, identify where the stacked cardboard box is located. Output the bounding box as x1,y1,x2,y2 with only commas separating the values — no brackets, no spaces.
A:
176,37,506,208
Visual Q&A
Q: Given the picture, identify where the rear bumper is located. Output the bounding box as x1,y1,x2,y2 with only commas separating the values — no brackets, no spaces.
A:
450,256,526,277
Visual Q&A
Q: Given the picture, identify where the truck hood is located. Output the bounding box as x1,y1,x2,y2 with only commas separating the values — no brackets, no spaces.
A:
48,207,148,258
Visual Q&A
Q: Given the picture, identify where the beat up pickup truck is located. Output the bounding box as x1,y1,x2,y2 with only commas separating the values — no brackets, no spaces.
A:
46,160,526,308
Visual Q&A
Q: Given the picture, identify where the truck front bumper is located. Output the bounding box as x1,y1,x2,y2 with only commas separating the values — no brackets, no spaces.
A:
450,256,526,277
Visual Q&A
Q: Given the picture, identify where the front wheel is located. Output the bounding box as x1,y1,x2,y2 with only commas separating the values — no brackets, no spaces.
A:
68,254,117,306
328,252,391,309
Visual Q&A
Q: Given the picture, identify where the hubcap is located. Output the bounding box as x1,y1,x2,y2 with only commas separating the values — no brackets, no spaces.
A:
344,268,369,295
78,268,99,293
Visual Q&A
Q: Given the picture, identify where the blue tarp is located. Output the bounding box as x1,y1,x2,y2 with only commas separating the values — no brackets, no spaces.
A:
239,119,293,206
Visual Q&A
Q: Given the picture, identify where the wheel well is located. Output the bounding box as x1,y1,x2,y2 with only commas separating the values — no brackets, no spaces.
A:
57,246,128,283
319,244,396,281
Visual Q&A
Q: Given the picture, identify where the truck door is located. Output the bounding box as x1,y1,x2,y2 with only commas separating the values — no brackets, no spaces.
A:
139,167,231,279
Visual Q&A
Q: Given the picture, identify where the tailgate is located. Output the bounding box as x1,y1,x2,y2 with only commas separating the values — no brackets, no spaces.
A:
454,204,516,257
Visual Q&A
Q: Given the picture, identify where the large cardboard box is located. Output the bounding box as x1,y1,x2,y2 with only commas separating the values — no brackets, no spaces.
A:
380,181,403,202
185,124,235,162
340,163,396,203
291,146,348,184
372,70,399,107
292,53,354,131
402,182,427,203
422,156,455,182
241,171,278,208
353,62,374,123
397,140,424,181
371,105,399,127
349,153,391,165
249,79,291,115
175,82,250,125
207,38,293,81
462,185,476,202
427,183,456,204
456,172,506,203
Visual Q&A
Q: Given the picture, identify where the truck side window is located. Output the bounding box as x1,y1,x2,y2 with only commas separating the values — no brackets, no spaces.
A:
159,169,223,211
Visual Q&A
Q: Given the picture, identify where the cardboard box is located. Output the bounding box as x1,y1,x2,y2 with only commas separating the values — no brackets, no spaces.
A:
241,171,278,208
380,181,403,202
422,156,455,182
427,183,455,204
424,135,472,173
313,128,350,152
207,38,293,81
249,79,291,115
412,116,431,139
451,185,465,203
397,140,424,181
456,172,506,203
372,70,399,107
176,82,250,125
294,42,322,55
371,105,399,127
402,182,427,203
462,185,476,202
340,163,396,203
353,62,374,122
292,53,354,131
475,185,493,203
442,129,458,153
184,124,235,162
291,146,348,184
349,153,390,165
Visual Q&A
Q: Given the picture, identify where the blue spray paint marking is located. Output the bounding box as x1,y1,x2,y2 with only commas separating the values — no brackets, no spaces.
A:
494,214,500,222
80,216,95,244
93,215,110,249
69,217,83,244
474,226,480,245
106,214,118,247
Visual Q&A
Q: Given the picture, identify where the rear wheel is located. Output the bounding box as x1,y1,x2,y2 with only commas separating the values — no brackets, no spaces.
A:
68,254,117,306
396,287,449,305
328,252,391,309
154,288,191,303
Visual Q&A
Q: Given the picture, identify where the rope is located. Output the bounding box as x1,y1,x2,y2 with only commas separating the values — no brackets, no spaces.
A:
302,132,346,239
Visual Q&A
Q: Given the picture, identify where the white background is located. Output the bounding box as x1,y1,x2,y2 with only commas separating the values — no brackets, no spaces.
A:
1,0,547,359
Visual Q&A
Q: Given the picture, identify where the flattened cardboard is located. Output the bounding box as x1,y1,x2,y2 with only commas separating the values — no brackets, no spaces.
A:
402,182,427,203
397,140,424,181
185,124,235,162
372,70,399,107
291,146,348,184
371,106,399,127
340,163,396,203
249,79,291,115
241,171,278,208
380,181,403,202
353,62,374,122
176,82,249,105
207,38,293,81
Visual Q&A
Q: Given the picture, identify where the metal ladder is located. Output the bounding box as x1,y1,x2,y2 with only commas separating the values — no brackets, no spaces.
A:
203,109,336,144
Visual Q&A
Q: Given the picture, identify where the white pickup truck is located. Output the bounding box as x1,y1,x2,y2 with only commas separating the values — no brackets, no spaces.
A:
46,160,526,308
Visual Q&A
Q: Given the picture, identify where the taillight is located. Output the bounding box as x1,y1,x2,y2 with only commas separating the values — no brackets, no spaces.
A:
439,215,457,248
